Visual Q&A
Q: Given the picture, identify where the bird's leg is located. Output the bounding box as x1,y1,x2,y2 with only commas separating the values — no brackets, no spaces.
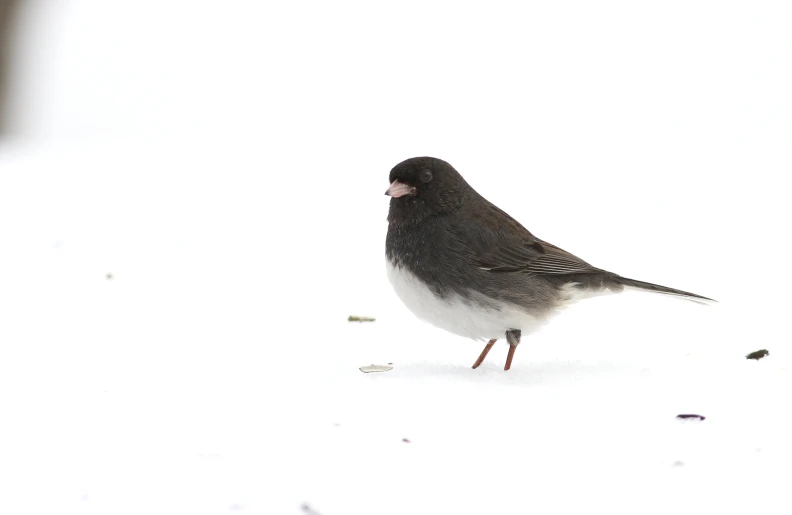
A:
504,329,521,371
471,339,497,369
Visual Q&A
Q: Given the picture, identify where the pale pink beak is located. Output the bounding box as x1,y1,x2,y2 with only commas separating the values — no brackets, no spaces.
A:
385,180,416,198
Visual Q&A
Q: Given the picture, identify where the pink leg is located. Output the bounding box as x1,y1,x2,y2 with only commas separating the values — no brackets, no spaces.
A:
504,344,517,371
504,329,521,371
471,339,497,369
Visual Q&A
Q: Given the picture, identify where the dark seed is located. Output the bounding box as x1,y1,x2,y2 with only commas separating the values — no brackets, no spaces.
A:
676,414,705,421
746,349,769,360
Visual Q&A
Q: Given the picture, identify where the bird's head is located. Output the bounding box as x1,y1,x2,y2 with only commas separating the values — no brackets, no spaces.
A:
385,157,471,224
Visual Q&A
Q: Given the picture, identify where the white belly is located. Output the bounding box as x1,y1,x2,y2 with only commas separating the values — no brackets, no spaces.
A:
386,259,550,341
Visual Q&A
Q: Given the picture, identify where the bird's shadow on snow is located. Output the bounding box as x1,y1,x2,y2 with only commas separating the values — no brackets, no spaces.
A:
386,359,623,387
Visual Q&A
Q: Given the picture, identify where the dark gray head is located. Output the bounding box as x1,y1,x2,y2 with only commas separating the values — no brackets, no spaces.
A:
385,157,473,225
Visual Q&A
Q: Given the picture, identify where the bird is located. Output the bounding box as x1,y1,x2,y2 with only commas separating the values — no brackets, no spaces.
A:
384,156,714,371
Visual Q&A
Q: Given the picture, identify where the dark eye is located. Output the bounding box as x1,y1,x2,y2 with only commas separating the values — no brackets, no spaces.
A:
419,169,433,183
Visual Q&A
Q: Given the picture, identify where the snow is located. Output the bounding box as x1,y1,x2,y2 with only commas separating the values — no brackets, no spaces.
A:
1,1,792,514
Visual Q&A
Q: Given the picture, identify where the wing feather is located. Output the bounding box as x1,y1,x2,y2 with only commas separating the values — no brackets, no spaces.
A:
457,201,602,276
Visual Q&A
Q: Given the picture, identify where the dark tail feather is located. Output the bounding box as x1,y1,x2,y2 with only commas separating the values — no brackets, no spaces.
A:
617,276,716,304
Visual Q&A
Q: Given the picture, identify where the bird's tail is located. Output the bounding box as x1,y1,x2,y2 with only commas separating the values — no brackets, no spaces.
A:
616,276,716,305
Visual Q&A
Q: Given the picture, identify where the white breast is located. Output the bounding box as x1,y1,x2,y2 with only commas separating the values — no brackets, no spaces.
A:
386,259,551,341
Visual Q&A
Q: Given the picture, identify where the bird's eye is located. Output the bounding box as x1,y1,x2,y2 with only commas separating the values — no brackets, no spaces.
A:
419,169,433,183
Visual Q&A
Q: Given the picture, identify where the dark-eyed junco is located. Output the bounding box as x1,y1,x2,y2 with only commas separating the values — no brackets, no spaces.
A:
385,157,713,371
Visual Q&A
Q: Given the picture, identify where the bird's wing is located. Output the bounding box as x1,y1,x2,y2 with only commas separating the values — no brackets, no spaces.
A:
456,202,603,276
448,199,716,303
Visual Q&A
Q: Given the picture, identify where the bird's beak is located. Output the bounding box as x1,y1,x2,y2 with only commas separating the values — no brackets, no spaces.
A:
385,180,416,198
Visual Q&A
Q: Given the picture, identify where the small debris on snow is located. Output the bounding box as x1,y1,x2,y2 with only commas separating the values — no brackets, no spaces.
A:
106,273,114,280
301,503,323,515
348,315,376,322
676,414,705,421
359,364,393,373
746,349,769,360
672,461,684,467
402,438,411,443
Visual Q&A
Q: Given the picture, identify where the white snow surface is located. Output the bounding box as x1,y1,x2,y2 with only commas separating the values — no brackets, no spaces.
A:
1,1,792,514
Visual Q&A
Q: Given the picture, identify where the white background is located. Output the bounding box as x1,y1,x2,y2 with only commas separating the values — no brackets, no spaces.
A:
1,1,791,513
